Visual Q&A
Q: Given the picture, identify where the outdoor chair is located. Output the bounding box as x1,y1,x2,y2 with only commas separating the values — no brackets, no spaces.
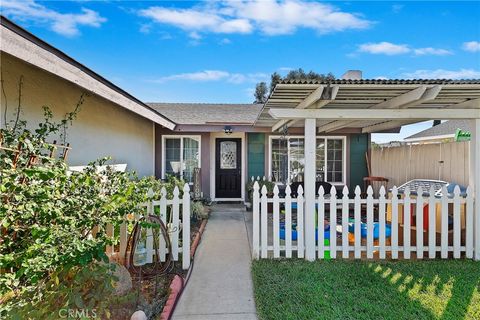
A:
289,181,333,198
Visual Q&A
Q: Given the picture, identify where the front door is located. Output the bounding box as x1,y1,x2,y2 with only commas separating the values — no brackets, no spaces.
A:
215,138,241,198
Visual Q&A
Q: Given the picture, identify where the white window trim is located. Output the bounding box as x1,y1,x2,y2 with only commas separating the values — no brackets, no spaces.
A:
162,135,202,183
268,135,347,186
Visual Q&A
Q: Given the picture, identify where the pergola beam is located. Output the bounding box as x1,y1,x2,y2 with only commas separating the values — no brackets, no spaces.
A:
372,85,427,109
315,85,441,132
268,108,480,120
274,85,339,132
318,120,356,133
271,85,325,132
398,85,442,108
449,97,480,108
361,120,418,133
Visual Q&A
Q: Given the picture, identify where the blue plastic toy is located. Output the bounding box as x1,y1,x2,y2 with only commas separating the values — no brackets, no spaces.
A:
279,222,330,241
348,221,392,239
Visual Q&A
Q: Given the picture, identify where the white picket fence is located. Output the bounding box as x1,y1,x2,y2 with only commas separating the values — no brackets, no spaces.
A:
106,184,191,270
252,182,478,261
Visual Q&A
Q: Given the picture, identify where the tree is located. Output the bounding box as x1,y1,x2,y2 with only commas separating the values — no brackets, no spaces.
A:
255,68,335,101
269,72,282,95
254,81,268,103
283,68,335,82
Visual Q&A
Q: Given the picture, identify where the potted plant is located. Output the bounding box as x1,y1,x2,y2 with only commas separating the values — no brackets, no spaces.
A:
246,178,275,211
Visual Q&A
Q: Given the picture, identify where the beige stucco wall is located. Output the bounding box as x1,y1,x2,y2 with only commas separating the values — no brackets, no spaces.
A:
1,53,154,177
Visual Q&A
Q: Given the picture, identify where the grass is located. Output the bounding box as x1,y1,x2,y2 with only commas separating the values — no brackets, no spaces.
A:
252,259,480,320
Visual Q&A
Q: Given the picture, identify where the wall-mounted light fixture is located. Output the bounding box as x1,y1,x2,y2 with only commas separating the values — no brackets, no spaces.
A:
224,126,233,135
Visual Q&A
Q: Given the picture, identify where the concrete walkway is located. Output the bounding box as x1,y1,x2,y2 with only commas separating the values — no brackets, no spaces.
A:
172,207,257,320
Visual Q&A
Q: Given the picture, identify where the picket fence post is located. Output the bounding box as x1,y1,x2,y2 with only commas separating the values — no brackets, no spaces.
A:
159,187,167,262
378,186,386,259
391,186,399,259
330,187,337,259
273,185,280,258
252,182,260,259
354,186,361,259
285,185,292,258
297,186,304,259
106,224,114,257
341,186,349,259
428,185,436,259
441,185,448,259
260,185,268,258
416,186,424,259
318,186,325,259
366,186,374,259
182,184,191,270
146,188,154,264
403,187,411,259
172,186,180,261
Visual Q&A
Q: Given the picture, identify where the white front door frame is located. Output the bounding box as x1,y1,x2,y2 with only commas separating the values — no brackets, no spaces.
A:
210,131,246,202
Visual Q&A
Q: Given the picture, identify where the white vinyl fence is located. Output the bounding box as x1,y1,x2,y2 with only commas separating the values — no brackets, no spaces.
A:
106,184,191,270
252,182,478,261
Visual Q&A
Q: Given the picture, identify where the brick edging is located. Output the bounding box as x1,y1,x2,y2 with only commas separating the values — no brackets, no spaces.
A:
159,218,208,320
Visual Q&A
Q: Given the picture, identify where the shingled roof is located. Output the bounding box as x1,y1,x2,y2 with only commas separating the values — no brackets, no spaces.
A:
405,120,474,141
147,103,263,125
279,79,480,85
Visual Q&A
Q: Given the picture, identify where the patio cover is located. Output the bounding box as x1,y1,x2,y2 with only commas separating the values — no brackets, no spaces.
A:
261,78,480,261
258,79,480,133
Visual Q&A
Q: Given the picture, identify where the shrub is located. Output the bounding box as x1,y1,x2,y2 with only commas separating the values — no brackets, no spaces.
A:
191,201,208,221
0,106,157,315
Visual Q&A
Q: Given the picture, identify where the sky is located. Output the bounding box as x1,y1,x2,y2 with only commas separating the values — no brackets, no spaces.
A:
1,1,479,142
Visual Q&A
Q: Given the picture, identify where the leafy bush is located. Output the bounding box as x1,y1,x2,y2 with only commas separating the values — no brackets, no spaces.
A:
191,201,208,221
0,106,158,315
7,261,135,320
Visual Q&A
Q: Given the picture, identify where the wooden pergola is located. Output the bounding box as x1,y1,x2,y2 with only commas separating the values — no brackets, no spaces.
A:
261,79,480,261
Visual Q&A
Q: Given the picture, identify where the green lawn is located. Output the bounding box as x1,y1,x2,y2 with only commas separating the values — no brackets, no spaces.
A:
252,259,480,320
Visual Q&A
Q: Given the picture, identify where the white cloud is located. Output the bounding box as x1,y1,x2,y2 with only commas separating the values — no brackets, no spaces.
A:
414,47,453,56
358,42,453,56
1,0,106,37
358,42,410,55
151,70,268,84
139,6,252,35
219,38,232,45
188,31,202,40
139,0,371,37
462,41,480,52
402,69,480,79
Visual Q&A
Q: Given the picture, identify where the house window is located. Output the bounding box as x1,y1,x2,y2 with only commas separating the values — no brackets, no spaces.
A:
269,136,345,185
163,136,201,183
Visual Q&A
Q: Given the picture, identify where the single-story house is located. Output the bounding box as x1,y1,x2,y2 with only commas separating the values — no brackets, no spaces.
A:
148,101,374,201
2,16,479,216
405,120,474,143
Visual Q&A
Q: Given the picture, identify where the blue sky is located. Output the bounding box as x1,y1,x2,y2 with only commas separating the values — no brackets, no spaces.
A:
2,1,479,142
